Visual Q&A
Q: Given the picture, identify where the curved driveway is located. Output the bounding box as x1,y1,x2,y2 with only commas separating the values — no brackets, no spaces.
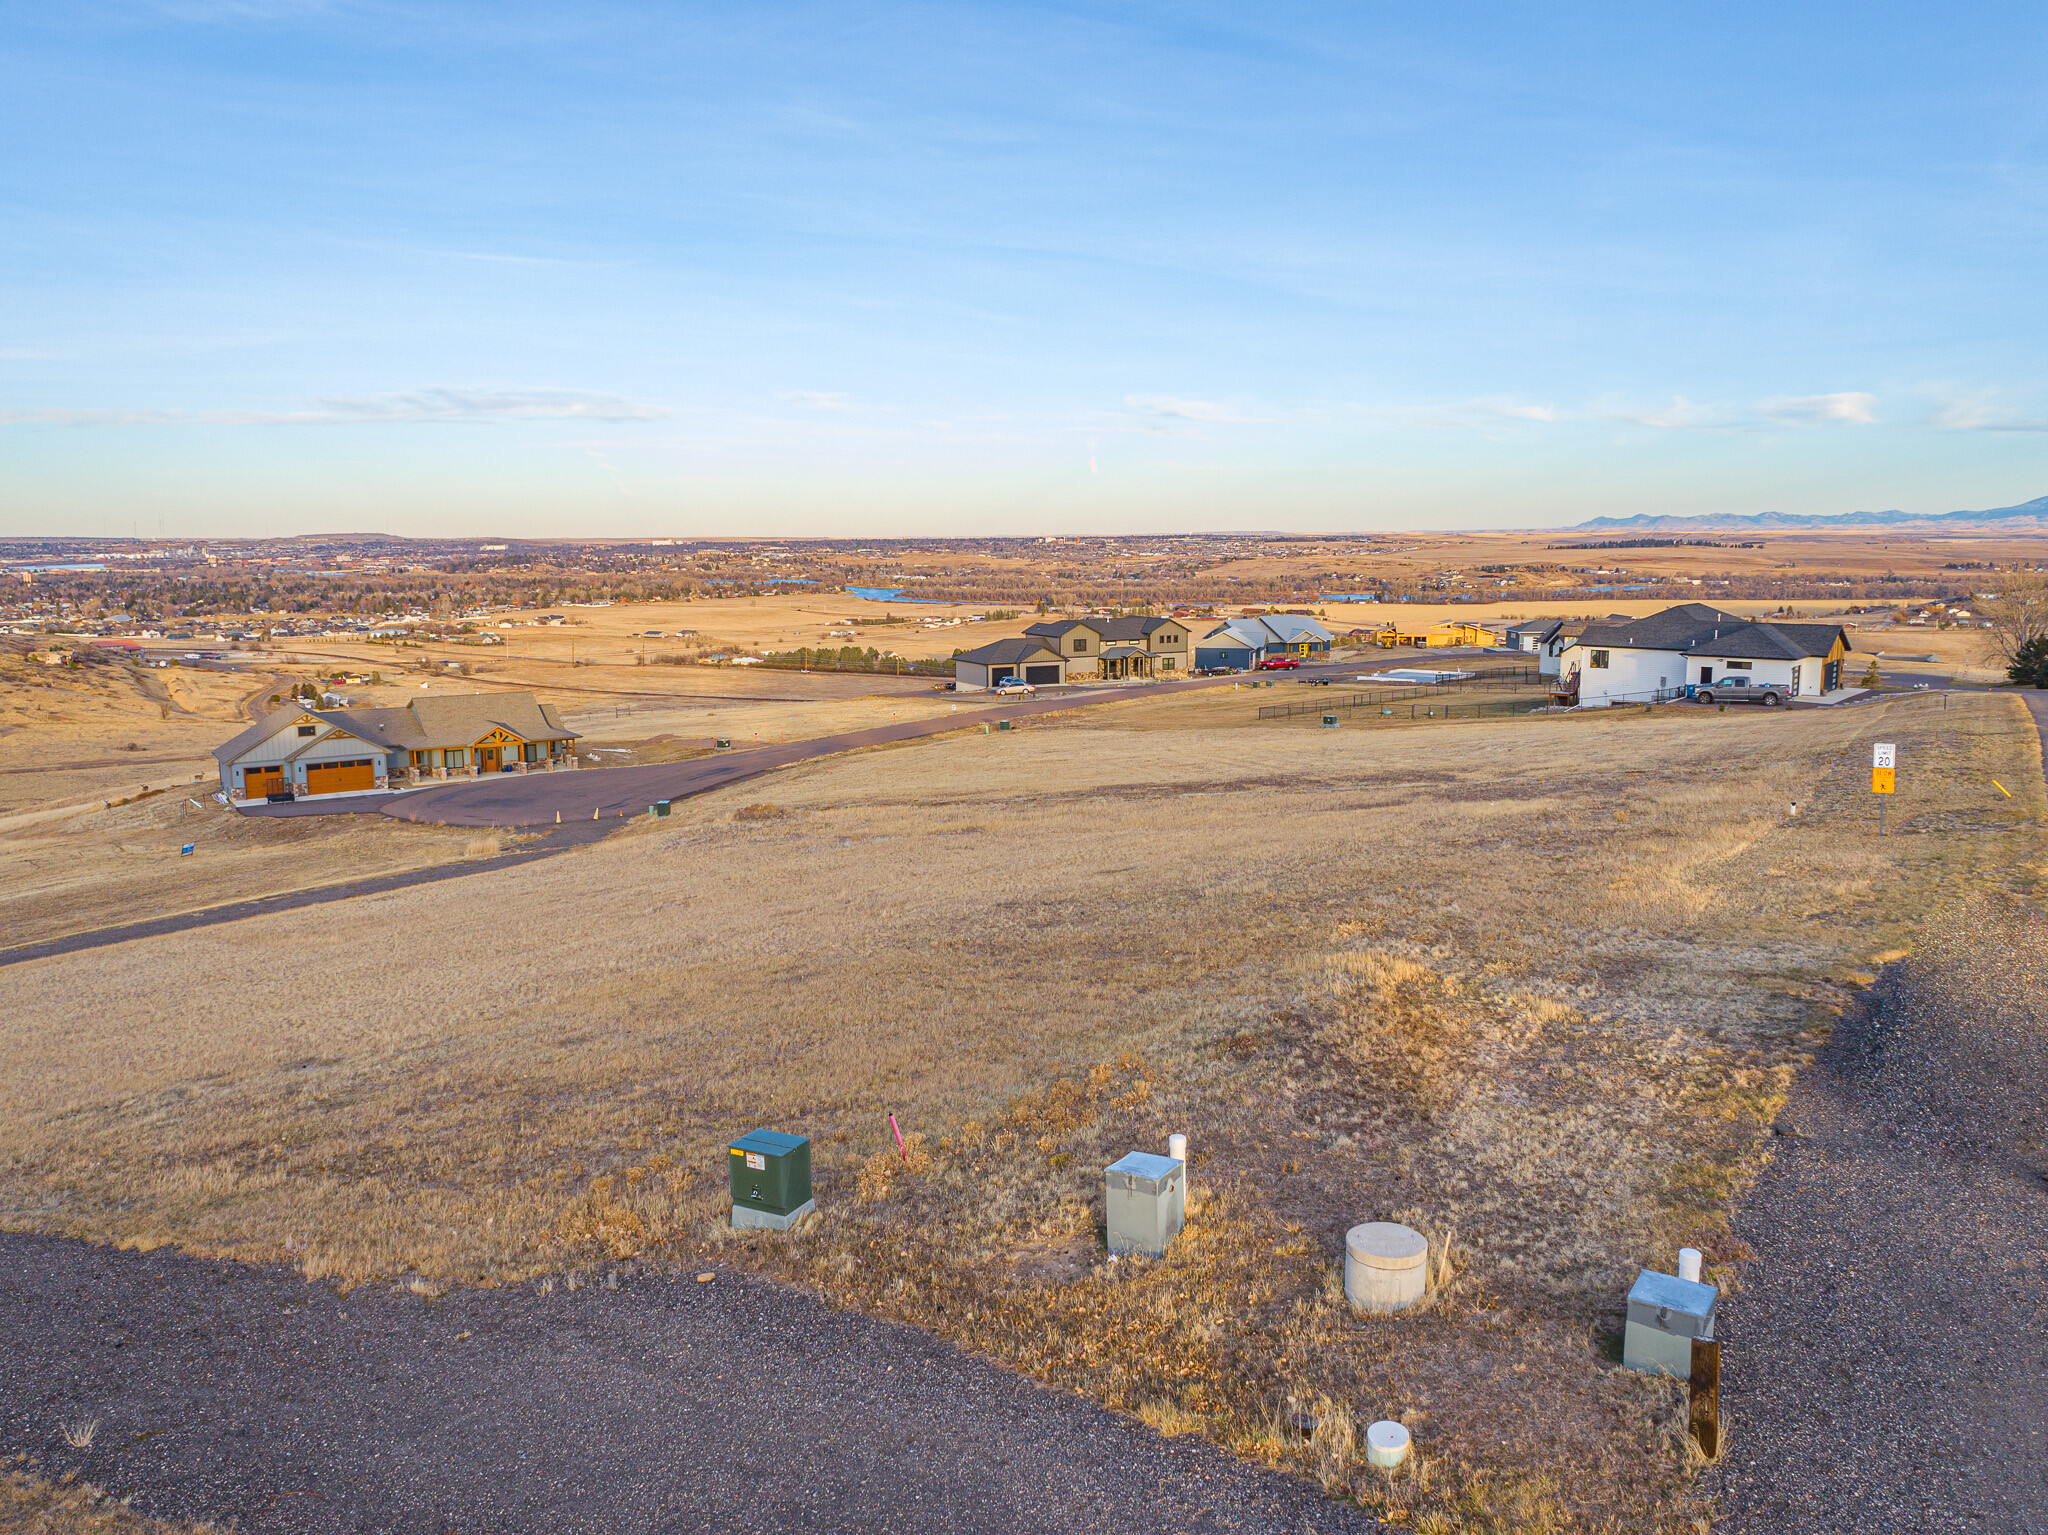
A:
249,656,1488,828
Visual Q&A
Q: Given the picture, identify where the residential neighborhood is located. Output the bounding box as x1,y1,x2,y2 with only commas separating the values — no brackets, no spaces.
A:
953,612,1335,689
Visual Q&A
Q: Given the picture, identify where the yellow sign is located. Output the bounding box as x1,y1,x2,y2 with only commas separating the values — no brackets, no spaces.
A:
1872,767,1895,795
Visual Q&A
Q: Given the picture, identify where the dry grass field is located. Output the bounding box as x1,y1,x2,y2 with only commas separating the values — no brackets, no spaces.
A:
0,643,278,816
0,792,485,949
1,688,2041,1531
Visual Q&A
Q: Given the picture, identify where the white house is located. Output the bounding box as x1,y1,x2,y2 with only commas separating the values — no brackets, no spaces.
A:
1555,605,1851,707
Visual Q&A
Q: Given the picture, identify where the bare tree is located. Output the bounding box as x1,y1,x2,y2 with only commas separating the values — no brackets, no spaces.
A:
1982,575,2048,670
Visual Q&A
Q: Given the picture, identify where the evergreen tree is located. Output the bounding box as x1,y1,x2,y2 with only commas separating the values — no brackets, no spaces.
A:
2008,634,2048,688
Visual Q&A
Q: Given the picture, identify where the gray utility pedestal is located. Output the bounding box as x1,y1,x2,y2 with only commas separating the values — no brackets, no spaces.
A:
1106,1152,1185,1257
1623,1268,1717,1376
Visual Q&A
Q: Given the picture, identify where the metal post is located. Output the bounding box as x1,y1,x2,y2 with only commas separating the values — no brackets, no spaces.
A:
1689,1338,1721,1459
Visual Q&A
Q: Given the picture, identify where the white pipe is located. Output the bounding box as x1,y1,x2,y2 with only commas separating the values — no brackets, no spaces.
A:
1678,1248,1703,1284
1168,1133,1187,1163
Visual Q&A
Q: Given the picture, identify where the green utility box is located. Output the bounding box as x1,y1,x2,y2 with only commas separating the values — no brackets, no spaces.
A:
649,800,671,818
1321,714,1339,727
714,738,733,750
729,1129,814,1231
996,719,1012,732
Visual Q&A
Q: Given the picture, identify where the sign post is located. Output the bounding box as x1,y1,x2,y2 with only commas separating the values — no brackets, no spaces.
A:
1872,742,1896,834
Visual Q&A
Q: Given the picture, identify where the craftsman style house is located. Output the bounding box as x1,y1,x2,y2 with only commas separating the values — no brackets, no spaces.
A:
1022,616,1195,680
213,691,580,800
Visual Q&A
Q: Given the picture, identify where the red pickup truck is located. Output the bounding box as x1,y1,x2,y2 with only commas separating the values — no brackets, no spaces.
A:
1257,656,1301,670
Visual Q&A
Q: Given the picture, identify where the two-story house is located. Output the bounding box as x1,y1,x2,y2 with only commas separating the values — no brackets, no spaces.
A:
1023,616,1194,680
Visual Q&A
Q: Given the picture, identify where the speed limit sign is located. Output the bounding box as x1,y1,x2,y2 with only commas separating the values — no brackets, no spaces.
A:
1873,743,1896,770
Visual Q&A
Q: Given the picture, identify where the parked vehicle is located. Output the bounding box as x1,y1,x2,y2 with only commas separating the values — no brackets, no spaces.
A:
1691,678,1784,707
991,676,1035,695
1191,665,1239,677
1257,656,1301,670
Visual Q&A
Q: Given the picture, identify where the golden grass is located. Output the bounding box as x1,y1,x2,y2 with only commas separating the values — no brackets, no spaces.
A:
1,1461,217,1535
0,793,479,949
0,690,2038,1530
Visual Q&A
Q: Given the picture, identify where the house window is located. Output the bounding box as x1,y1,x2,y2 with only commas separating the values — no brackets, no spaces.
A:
1589,650,1610,669
443,748,467,769
297,724,317,736
1072,639,1088,653
1726,660,1752,671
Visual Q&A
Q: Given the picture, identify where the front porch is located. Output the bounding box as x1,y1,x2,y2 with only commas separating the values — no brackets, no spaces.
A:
1097,644,1154,682
394,737,577,786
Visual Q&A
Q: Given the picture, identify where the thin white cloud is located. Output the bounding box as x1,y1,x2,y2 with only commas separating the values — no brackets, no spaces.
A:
1760,391,1877,426
1599,392,1877,431
0,388,674,427
780,391,854,411
1601,395,1728,430
1123,395,1259,425
1930,392,2048,432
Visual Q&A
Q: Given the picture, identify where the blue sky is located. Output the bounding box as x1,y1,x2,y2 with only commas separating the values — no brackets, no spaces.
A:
3,1,2046,537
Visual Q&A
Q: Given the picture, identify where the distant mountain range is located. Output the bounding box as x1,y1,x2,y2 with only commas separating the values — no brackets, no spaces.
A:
1566,495,2048,533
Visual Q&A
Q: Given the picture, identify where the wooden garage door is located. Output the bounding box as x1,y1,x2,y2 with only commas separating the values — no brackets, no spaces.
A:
243,765,285,796
304,758,375,795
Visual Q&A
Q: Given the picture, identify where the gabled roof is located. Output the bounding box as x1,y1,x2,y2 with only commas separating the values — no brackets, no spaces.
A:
1199,621,1265,649
955,638,1063,666
1572,604,1744,653
210,707,309,765
212,691,578,765
1506,618,1563,640
1689,622,1850,661
1258,614,1333,643
1204,614,1334,647
1092,615,1179,642
1024,619,1097,639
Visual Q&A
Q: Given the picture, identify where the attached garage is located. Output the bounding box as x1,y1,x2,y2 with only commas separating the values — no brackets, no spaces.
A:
952,638,1067,692
242,765,286,796
304,758,376,795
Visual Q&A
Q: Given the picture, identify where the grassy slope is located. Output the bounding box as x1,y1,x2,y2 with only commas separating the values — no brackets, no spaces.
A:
0,691,2039,1531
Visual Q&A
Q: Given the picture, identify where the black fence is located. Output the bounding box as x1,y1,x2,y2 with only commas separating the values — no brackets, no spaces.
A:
1256,666,1539,720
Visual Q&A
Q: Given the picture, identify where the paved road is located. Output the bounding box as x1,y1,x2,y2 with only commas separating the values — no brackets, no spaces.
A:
245,656,1494,829
0,819,618,970
1709,923,2048,1522
1,1233,1376,1535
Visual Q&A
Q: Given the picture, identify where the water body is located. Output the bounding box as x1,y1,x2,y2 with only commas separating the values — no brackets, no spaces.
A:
847,586,951,604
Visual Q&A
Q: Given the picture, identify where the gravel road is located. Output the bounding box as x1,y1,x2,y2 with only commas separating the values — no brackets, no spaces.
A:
1,1233,1375,1535
1710,897,2048,1532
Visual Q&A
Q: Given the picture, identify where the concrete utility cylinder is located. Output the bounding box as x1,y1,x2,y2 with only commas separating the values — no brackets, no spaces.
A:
1365,1420,1411,1469
1168,1133,1188,1163
1345,1222,1429,1312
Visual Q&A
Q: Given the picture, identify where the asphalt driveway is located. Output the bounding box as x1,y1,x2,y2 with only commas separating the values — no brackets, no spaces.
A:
2,1233,1376,1535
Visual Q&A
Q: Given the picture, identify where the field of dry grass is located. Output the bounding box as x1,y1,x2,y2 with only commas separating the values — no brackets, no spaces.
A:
0,689,2040,1531
0,793,486,949
0,644,278,816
